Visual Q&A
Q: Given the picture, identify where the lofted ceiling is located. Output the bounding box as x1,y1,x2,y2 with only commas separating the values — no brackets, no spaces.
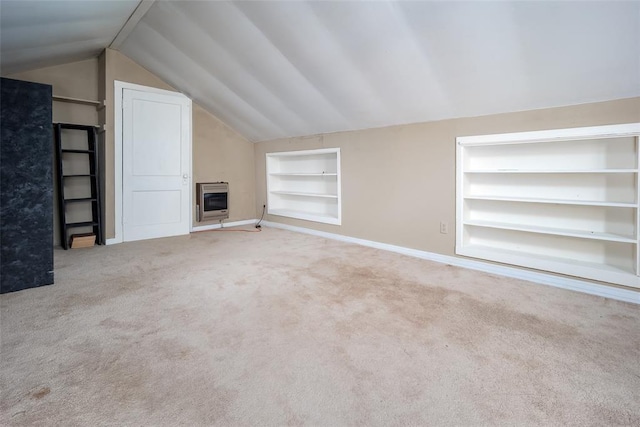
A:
0,0,140,74
2,1,639,142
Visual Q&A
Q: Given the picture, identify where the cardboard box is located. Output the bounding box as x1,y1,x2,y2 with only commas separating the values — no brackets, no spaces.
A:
70,233,95,249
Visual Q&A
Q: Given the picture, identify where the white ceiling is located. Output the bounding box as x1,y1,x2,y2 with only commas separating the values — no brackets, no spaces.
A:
2,1,639,142
0,0,140,73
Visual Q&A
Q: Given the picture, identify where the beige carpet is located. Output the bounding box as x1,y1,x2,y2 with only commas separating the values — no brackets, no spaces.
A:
1,226,639,426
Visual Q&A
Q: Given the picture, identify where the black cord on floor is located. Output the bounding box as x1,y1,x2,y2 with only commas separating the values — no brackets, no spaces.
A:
194,226,261,234
255,204,266,228
211,228,261,233
194,205,266,234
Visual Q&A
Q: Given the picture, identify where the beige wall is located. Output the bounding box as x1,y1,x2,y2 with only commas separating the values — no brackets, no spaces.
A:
255,97,640,259
192,104,256,221
5,49,256,244
6,59,101,246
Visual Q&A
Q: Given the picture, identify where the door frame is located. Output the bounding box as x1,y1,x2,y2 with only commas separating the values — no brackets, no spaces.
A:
110,80,192,245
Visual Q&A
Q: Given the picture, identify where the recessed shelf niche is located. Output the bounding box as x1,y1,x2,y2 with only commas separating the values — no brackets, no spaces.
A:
266,148,341,225
456,123,640,288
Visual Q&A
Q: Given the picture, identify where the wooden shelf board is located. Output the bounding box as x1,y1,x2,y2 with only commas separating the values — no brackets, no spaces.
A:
464,220,637,243
268,208,340,225
269,173,338,176
464,195,637,208
61,149,94,154
271,190,338,199
64,198,97,204
53,95,102,107
66,221,98,228
458,245,639,288
465,169,638,174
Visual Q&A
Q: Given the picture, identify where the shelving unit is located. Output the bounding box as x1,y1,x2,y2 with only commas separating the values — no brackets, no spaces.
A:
266,148,341,225
54,123,104,249
456,123,640,288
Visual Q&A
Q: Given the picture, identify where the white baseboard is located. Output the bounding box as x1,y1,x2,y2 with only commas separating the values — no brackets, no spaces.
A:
192,219,257,232
262,221,639,304
106,237,122,245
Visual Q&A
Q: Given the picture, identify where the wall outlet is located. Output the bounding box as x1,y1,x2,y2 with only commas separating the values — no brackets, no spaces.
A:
440,221,449,234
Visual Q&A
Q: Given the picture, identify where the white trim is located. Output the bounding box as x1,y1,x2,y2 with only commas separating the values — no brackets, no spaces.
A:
261,221,640,304
266,147,339,156
106,237,121,246
636,136,640,283
114,80,192,244
457,123,640,146
192,219,257,232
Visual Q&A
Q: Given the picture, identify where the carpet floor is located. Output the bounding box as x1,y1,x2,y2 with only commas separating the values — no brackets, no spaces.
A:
1,226,639,426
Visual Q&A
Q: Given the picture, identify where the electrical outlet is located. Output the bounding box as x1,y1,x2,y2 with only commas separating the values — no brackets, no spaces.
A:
440,221,449,234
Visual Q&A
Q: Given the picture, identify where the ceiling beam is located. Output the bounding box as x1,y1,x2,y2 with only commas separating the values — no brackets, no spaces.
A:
109,0,156,49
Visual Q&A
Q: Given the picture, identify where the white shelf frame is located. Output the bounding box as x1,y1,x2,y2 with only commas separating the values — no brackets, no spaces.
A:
266,148,341,225
465,169,638,174
456,123,640,288
457,123,640,146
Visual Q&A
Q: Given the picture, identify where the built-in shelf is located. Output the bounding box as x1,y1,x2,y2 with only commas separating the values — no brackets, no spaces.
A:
457,123,640,288
52,95,104,108
266,148,341,225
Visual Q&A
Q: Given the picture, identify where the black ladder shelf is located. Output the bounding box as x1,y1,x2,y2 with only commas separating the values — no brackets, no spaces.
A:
54,123,104,249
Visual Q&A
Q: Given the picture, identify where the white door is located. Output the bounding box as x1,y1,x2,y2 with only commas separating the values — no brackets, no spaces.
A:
122,88,191,242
